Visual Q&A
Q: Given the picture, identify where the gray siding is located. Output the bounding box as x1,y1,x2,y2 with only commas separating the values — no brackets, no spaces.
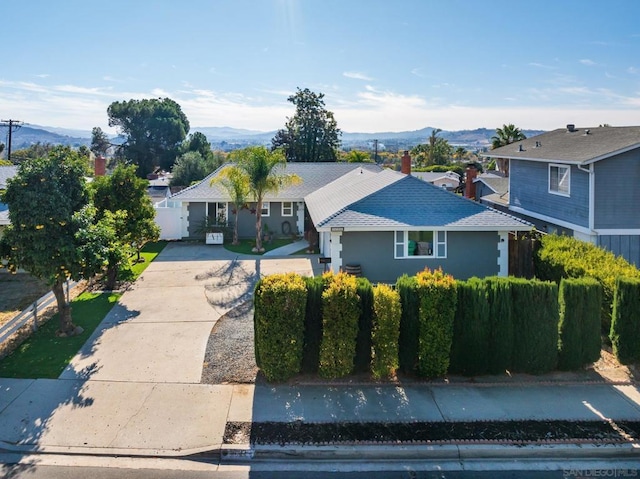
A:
341,230,499,283
594,150,640,229
510,160,589,228
187,202,206,238
233,202,299,239
598,235,640,267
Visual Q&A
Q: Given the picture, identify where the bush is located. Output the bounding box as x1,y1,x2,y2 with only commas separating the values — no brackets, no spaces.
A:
253,273,307,381
415,268,457,377
450,278,490,376
557,277,602,370
535,234,640,333
397,275,419,373
318,272,361,378
610,277,640,364
354,278,374,373
302,276,325,374
485,277,514,375
510,278,558,374
371,284,401,379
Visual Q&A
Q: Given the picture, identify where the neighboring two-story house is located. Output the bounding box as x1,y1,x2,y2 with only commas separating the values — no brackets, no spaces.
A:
484,125,640,266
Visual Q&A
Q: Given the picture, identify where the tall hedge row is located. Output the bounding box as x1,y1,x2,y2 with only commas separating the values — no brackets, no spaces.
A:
486,277,514,374
610,277,640,364
301,276,325,373
415,268,458,377
354,278,374,373
371,284,401,379
397,275,419,373
253,273,307,381
557,277,602,370
318,272,361,378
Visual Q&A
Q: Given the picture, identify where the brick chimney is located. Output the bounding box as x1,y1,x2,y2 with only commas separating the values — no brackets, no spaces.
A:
465,164,478,199
401,150,411,174
94,156,106,176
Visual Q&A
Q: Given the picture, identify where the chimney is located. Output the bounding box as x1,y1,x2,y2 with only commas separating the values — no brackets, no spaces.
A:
401,150,411,174
465,164,478,199
94,156,106,176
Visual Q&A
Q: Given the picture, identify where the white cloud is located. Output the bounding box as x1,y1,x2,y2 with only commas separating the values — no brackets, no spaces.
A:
343,71,373,81
528,62,556,69
580,59,597,66
628,66,640,74
34,73,50,78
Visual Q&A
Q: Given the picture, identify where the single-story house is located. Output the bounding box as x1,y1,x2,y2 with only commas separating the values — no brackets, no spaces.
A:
411,171,461,190
156,160,532,282
473,172,510,211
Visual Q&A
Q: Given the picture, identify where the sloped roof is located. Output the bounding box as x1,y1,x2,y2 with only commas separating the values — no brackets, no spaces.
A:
411,171,461,183
484,126,640,164
474,174,509,196
170,162,382,202
0,166,18,190
306,169,531,231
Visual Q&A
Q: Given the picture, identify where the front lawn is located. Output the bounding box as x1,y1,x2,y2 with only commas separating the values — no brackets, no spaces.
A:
224,238,293,255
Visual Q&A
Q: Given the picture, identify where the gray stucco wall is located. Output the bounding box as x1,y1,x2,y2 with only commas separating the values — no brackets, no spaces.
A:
229,201,300,239
340,230,500,283
510,160,589,228
598,235,640,267
594,150,640,229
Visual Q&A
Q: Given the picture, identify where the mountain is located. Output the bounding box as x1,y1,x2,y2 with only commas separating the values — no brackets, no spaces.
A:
1,124,91,150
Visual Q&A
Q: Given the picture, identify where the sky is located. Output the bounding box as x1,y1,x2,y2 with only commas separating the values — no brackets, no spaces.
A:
2,0,640,134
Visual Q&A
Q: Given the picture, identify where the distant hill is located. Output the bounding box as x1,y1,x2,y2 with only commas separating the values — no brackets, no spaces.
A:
0,124,91,150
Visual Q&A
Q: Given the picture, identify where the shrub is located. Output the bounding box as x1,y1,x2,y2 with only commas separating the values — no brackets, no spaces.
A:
354,278,374,373
415,268,457,377
485,277,514,374
535,234,640,333
397,275,419,373
610,277,640,364
253,273,307,381
318,272,361,378
510,278,558,374
450,278,490,376
371,284,401,379
302,276,325,374
557,277,602,370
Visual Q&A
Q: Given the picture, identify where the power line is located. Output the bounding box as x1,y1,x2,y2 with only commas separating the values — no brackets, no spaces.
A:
0,119,23,163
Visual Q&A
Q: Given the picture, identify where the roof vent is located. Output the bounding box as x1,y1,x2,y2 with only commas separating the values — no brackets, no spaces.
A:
566,124,576,132
518,144,524,152
584,129,591,135
534,141,541,148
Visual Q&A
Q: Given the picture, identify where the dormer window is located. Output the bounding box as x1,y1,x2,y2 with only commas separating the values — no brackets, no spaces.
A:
549,164,570,197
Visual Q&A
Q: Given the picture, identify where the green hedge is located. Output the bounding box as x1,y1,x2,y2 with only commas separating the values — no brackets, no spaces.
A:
302,276,324,374
486,277,514,375
415,268,457,377
450,278,490,376
371,284,401,379
510,278,558,374
254,273,307,381
318,272,361,378
610,277,640,364
354,278,374,373
535,234,640,333
397,274,419,373
557,277,602,370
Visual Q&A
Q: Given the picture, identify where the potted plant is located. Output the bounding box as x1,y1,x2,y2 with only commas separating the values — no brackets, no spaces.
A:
196,216,226,245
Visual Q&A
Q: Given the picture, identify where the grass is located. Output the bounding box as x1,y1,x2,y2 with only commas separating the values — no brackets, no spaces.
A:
0,241,167,379
224,238,293,255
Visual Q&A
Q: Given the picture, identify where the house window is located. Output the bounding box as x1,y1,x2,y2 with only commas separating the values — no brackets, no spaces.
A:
549,164,570,196
207,202,227,224
261,201,270,217
394,230,447,258
281,201,293,217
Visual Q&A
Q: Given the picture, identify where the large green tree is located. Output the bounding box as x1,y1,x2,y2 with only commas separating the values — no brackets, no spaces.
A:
107,98,190,177
0,147,110,335
272,88,341,162
491,124,526,176
230,146,301,252
90,126,111,157
170,149,224,187
91,164,160,266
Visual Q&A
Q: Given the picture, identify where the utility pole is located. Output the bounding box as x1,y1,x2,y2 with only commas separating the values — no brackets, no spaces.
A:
1,119,23,163
373,139,379,163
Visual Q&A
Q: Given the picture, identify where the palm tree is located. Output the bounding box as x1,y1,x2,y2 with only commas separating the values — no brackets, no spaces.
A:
491,124,527,176
428,128,443,165
453,146,468,163
210,166,250,245
232,146,301,252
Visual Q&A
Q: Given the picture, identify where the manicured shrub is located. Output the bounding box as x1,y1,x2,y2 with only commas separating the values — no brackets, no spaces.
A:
354,278,374,373
510,278,559,374
397,274,419,373
535,234,640,333
610,277,640,364
450,278,490,376
371,284,401,379
253,273,307,381
557,277,602,370
301,276,325,374
318,272,360,378
415,268,457,377
485,277,514,375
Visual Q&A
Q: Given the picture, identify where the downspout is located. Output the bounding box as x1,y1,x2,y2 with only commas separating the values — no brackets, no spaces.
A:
577,163,595,238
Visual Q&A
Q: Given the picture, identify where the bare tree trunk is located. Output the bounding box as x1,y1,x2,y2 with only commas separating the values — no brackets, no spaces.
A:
255,199,263,252
52,279,81,337
105,264,118,291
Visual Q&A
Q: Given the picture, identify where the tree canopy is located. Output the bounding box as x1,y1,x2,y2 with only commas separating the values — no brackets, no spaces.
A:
107,98,190,178
170,133,224,187
272,88,341,162
491,124,526,176
90,126,111,157
410,129,453,167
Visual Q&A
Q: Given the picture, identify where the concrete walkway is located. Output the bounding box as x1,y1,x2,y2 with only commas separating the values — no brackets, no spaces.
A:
0,242,639,462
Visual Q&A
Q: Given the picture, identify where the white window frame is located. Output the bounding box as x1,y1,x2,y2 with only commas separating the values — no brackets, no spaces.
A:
394,230,447,259
206,202,228,224
261,201,270,217
549,164,570,197
281,201,293,217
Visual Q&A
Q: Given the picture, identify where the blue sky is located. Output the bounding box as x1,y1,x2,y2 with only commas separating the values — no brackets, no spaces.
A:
2,0,640,133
